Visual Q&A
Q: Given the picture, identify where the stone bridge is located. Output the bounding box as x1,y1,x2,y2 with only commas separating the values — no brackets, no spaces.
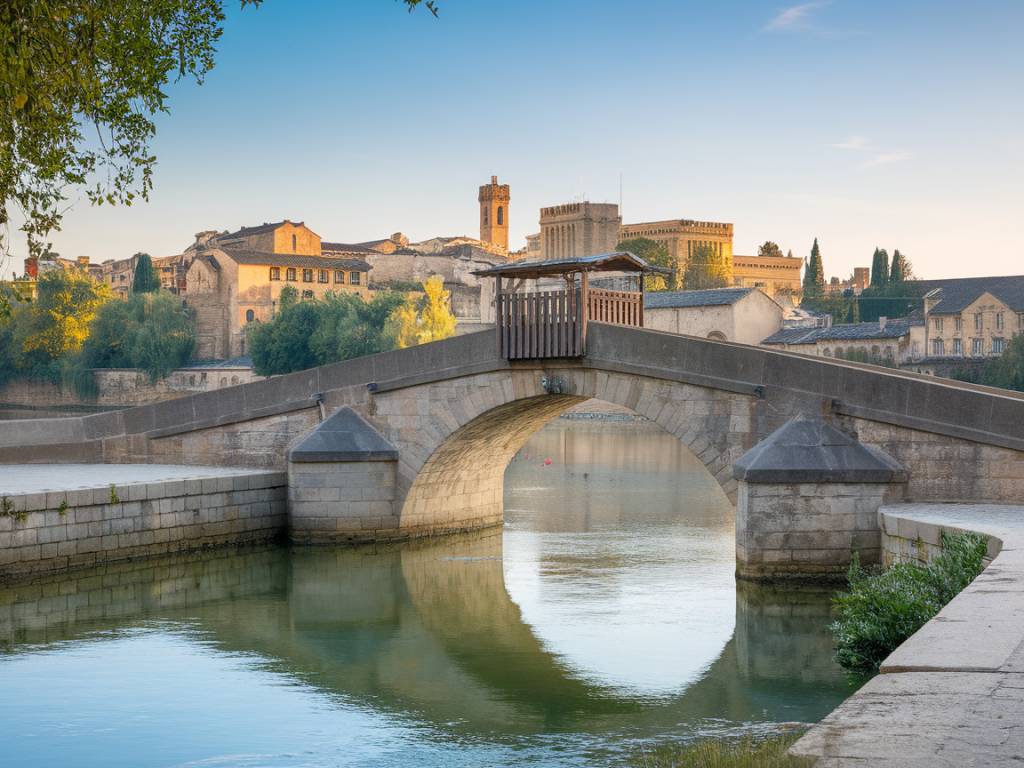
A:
4,324,1024,579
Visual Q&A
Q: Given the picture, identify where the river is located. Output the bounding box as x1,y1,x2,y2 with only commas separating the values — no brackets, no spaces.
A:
0,416,854,767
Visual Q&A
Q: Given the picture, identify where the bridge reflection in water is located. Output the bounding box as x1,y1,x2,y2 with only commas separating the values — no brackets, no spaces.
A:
0,419,853,766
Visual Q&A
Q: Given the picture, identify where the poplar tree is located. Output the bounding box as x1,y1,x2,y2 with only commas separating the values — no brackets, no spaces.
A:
802,238,826,296
890,250,907,285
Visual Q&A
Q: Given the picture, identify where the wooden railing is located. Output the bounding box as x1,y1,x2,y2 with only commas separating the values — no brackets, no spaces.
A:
587,287,644,328
495,287,645,359
497,290,582,360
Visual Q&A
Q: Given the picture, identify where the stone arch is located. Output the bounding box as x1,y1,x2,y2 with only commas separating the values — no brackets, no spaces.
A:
368,367,758,537
707,331,727,341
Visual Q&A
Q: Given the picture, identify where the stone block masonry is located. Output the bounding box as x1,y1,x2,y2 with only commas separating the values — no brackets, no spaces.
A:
0,467,287,580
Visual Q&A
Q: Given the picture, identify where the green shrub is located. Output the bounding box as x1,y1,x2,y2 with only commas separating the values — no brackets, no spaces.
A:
628,732,811,768
831,531,987,674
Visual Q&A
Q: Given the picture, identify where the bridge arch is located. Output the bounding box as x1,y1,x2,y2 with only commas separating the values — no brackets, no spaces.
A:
366,367,759,536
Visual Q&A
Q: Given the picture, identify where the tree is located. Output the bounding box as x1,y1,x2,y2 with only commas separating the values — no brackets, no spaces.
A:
386,276,458,348
0,0,436,272
870,248,890,289
249,299,321,375
617,237,675,290
78,291,195,381
960,334,1024,393
131,253,160,294
683,243,730,290
8,268,112,378
889,249,912,284
757,241,784,259
802,238,826,299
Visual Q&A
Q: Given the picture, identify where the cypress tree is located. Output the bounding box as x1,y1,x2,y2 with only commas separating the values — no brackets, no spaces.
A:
131,253,160,294
870,248,890,289
890,249,905,285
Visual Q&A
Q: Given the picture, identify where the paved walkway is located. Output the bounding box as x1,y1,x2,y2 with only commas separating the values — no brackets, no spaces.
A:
792,503,1024,766
0,464,268,495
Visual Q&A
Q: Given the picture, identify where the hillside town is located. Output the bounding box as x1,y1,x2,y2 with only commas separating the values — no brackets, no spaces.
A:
2,174,1021,413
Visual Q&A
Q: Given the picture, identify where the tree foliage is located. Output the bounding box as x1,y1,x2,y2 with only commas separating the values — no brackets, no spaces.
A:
78,291,195,380
858,249,921,322
757,241,784,259
683,243,730,290
131,253,160,294
3,268,112,380
386,276,458,348
617,237,675,290
801,238,826,302
249,290,408,376
870,248,890,289
957,334,1024,392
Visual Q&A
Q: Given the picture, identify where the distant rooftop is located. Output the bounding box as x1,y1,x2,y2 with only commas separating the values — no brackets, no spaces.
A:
763,318,921,345
218,220,305,240
645,287,755,309
220,248,369,271
917,275,1024,314
473,251,669,279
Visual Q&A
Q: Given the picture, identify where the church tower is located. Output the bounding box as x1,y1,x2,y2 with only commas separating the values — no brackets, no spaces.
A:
478,175,510,252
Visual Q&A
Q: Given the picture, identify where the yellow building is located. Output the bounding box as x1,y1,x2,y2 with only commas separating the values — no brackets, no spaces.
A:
732,253,803,305
185,221,370,359
921,276,1024,360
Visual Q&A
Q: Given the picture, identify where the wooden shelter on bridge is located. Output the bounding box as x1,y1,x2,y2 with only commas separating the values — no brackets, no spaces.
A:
473,251,669,360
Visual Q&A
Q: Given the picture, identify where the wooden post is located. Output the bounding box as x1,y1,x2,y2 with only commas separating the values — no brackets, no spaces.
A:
639,271,645,328
580,270,589,355
495,276,503,356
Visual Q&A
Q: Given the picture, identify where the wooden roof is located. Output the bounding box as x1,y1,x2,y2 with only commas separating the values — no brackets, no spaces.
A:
472,251,669,279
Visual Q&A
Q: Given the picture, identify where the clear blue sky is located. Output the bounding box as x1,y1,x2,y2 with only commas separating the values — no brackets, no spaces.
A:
8,0,1024,280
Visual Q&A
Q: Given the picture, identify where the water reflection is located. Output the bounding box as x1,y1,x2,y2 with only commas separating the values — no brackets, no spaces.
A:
0,418,853,767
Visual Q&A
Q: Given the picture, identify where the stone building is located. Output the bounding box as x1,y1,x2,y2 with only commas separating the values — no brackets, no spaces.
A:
644,287,784,345
732,253,803,304
539,202,622,260
619,218,734,283
761,317,925,364
918,275,1024,360
826,267,870,296
478,175,510,253
184,221,370,359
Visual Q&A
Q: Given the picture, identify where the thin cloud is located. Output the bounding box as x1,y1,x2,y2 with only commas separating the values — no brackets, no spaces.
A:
832,135,869,151
764,2,829,32
861,151,911,169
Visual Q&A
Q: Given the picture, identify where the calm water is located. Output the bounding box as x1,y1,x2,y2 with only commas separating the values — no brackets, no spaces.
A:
0,418,854,767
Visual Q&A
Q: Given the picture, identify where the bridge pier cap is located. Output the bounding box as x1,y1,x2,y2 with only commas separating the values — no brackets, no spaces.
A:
733,416,907,582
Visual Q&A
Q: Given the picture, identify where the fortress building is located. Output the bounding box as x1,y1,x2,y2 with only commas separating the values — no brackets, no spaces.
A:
478,176,510,253
619,218,735,283
539,202,622,260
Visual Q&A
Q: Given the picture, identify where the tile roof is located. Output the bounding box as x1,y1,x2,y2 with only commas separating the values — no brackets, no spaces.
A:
915,275,1024,314
473,251,669,279
219,221,296,240
320,241,378,255
762,318,920,345
644,287,755,309
220,248,369,271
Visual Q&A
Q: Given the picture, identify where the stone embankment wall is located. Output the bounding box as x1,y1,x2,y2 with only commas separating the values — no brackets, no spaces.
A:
792,503,1024,765
0,470,286,580
0,365,264,411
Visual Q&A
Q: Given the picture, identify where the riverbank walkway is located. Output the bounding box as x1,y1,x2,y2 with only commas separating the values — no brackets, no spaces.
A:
793,503,1024,766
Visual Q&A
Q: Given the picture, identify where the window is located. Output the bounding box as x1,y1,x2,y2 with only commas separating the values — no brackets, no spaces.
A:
996,312,1004,330
302,269,313,283
292,234,297,252
994,338,1005,354
318,269,328,283
269,267,281,281
497,206,504,226
952,338,962,356
483,208,488,225
975,312,983,330
933,317,943,332
334,270,345,284
245,309,255,323
972,338,983,356
954,316,962,333
302,289,314,299
350,271,361,285
932,338,945,356
286,267,297,281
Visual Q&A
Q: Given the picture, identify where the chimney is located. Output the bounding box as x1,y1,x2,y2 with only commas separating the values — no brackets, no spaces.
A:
879,316,887,331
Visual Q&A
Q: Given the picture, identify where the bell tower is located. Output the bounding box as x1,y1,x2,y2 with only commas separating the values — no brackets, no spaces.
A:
478,175,510,252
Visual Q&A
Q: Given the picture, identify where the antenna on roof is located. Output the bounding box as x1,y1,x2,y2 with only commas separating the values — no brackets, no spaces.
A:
619,172,623,217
